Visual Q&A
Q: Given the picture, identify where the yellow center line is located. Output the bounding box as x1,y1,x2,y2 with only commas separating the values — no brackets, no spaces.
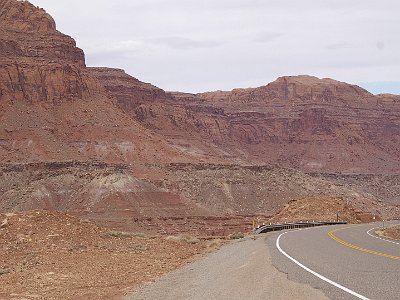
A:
328,227,400,260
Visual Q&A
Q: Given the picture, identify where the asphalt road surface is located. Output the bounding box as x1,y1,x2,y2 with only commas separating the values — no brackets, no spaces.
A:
127,222,399,300
126,235,328,300
269,222,400,300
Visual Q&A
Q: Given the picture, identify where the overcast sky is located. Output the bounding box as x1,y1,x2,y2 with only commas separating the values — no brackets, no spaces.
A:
30,0,400,94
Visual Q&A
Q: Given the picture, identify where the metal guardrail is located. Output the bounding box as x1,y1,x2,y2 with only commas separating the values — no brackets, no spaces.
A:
254,221,347,234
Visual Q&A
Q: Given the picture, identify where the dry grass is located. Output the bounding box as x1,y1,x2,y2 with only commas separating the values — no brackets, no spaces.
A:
0,269,10,276
107,231,146,238
165,234,200,244
228,232,245,240
206,239,223,250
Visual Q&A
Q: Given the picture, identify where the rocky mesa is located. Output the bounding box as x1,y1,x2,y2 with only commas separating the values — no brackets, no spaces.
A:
0,0,399,230
92,68,400,174
0,0,210,227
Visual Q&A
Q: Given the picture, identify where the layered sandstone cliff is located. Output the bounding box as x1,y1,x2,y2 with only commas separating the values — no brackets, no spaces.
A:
0,0,207,220
0,0,98,104
92,69,400,173
1,0,399,223
199,76,400,173
0,0,190,166
90,67,231,161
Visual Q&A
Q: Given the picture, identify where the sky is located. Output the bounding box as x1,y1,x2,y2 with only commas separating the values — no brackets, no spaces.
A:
29,0,400,94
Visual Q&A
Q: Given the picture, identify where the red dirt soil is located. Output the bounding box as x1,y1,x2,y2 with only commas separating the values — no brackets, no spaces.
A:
380,225,400,240
269,197,379,224
0,210,210,299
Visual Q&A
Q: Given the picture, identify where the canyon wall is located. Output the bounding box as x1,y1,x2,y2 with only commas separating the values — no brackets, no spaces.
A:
1,0,399,224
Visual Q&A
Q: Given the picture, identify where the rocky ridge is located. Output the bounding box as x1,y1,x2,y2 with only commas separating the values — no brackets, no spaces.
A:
92,69,400,174
0,0,208,222
0,0,189,166
0,0,399,227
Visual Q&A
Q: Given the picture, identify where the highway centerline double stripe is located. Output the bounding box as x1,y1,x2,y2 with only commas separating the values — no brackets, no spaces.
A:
328,227,400,260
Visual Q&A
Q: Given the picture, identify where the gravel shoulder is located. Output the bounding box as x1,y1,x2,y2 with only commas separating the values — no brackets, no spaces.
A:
378,224,400,240
125,234,329,300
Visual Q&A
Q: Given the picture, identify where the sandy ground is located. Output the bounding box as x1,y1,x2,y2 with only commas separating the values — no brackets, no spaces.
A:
125,235,328,300
379,224,400,240
0,211,211,300
2,208,386,300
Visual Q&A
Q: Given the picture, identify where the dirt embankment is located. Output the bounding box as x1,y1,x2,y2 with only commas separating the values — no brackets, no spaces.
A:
378,225,400,240
0,210,212,299
269,197,378,224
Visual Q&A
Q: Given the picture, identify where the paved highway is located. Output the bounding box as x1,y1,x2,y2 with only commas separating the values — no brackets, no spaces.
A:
127,235,328,300
269,222,400,300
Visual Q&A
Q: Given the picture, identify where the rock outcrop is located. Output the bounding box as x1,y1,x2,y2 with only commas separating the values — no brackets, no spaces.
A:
0,0,97,104
92,69,400,174
1,0,399,223
0,0,188,166
0,0,205,221
199,76,400,173
89,67,228,161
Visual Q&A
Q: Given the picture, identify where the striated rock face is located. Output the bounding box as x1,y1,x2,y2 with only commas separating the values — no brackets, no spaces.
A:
0,0,83,64
0,0,55,32
0,0,206,221
0,0,188,166
0,0,95,104
90,67,231,161
1,0,399,223
0,161,208,221
199,75,374,109
92,70,400,173
197,76,400,173
0,0,56,32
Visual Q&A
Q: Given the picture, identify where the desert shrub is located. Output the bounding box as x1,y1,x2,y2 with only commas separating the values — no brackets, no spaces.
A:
107,231,146,238
0,268,10,275
206,239,223,250
128,244,148,252
68,244,87,252
228,232,245,240
165,234,200,244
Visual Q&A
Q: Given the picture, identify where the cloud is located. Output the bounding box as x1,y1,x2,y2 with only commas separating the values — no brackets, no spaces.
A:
254,32,284,43
84,37,222,65
325,42,351,50
84,40,147,58
376,41,385,50
29,0,400,93
150,36,223,50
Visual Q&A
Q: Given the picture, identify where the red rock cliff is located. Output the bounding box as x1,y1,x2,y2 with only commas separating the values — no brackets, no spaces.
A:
0,0,105,104
0,0,187,165
92,69,400,173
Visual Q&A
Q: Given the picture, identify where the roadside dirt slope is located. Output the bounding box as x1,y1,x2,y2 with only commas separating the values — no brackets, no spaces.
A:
269,197,378,224
379,225,400,240
0,210,207,299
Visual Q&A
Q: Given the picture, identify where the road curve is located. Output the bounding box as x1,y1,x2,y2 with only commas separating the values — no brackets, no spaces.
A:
126,235,328,300
269,222,400,300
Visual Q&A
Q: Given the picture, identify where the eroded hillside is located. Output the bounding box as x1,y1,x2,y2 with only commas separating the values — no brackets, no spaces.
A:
0,0,399,226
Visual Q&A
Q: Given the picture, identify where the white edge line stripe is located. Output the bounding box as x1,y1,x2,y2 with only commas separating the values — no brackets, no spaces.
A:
366,227,400,245
276,231,370,300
